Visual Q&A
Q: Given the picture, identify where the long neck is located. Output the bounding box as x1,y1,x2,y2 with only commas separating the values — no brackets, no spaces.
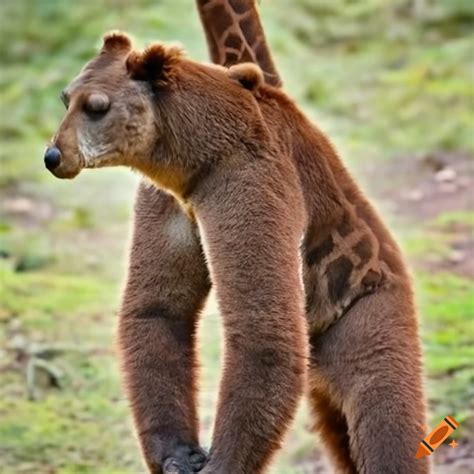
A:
195,0,282,87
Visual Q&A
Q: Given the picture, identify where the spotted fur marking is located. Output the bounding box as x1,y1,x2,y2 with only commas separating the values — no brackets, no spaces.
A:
306,235,334,267
353,236,372,265
326,256,354,304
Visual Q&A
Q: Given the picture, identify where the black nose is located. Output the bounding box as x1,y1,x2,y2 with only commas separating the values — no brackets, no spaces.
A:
44,147,61,170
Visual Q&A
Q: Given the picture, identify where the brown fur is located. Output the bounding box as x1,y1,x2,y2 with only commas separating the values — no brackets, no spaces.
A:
228,62,264,91
45,25,428,474
102,30,133,54
127,45,184,84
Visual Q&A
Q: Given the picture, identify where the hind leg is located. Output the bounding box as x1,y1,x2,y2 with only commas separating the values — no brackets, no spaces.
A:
310,285,430,474
307,378,357,473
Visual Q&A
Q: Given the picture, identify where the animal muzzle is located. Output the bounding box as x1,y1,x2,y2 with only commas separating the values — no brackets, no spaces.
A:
43,144,82,179
44,146,62,171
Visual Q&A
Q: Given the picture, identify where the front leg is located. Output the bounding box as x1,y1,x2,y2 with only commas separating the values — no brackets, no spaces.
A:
118,183,211,474
192,160,308,473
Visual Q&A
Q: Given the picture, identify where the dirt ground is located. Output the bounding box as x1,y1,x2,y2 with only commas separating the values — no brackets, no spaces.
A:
369,151,473,279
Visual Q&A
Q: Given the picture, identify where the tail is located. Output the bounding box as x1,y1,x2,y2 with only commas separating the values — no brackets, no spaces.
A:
195,0,282,87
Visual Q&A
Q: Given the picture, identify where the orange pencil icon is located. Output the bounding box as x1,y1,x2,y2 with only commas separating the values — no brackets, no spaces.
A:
416,416,459,459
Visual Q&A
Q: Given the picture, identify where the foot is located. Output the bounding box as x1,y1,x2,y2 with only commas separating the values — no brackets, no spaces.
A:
163,445,208,473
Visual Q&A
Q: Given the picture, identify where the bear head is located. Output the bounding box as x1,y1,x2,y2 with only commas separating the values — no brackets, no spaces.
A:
45,32,266,197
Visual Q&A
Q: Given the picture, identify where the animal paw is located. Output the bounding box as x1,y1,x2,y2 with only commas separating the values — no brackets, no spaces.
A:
163,445,208,473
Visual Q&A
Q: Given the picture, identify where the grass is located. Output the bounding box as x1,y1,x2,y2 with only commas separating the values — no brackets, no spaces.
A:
417,272,474,434
434,210,474,229
1,0,473,472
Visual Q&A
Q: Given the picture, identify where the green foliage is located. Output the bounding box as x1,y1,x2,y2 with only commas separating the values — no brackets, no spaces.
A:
417,272,474,430
262,0,474,158
434,210,474,228
0,263,114,328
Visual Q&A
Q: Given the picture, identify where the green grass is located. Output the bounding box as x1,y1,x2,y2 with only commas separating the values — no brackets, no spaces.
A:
417,272,474,432
1,0,473,472
0,264,134,473
434,210,474,229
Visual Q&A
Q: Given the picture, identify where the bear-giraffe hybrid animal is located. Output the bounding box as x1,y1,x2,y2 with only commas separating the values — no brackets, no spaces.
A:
43,4,429,474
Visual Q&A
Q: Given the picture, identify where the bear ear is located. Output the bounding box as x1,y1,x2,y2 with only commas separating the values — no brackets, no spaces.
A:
228,63,264,92
101,31,133,55
126,44,183,84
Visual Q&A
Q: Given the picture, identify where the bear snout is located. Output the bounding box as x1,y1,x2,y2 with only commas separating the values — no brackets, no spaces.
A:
43,144,81,180
44,146,62,171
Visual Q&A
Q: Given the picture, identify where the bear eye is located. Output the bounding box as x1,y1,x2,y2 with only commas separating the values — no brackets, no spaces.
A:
84,92,110,115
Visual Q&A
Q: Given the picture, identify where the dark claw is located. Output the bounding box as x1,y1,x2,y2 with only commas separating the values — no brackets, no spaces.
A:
163,458,188,474
189,449,207,470
163,446,208,473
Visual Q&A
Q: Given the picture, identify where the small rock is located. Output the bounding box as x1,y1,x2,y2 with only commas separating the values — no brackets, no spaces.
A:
2,197,35,214
405,189,424,201
435,167,457,183
448,250,464,264
8,333,27,350
8,318,22,332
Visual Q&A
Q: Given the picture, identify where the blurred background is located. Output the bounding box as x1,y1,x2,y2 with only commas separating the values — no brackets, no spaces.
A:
0,0,472,472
